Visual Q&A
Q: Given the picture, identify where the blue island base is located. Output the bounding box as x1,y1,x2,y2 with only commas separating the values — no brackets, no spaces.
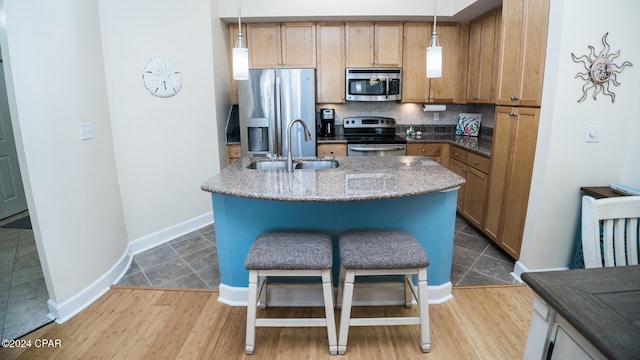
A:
211,190,458,306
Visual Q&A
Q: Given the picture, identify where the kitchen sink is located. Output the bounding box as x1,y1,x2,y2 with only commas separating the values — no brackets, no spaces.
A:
246,160,288,170
294,159,339,170
246,159,339,171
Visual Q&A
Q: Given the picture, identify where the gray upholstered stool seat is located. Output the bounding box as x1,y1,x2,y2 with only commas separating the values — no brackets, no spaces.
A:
244,232,337,356
245,232,333,270
337,231,431,354
339,231,430,270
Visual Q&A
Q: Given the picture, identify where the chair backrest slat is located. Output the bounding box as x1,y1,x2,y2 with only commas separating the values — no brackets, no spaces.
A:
581,195,640,269
627,218,639,265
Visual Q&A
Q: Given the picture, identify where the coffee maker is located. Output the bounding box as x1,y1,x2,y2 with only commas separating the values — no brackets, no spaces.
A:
320,108,335,136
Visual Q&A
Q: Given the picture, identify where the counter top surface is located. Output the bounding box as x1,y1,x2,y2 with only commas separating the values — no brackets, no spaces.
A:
201,156,465,202
522,266,640,360
405,134,493,157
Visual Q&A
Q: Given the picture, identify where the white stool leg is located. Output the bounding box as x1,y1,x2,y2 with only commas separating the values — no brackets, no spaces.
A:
258,276,268,309
337,270,356,355
417,268,430,353
404,274,413,308
321,270,338,355
246,270,258,355
336,266,345,309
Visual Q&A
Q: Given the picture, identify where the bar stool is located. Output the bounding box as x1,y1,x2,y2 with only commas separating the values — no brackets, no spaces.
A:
336,231,430,354
244,232,338,355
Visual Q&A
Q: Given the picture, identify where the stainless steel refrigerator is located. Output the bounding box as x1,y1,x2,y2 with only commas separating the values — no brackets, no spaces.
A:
238,68,316,158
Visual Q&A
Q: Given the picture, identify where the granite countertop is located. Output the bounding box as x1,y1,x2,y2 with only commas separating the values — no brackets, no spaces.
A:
201,156,465,202
404,134,493,157
522,266,640,360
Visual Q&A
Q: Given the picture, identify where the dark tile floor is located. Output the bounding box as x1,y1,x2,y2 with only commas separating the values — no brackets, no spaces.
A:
117,224,220,289
117,215,517,289
451,216,518,286
0,212,51,340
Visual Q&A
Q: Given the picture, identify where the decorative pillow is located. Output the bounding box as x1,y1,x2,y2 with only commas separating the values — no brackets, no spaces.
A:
455,113,482,137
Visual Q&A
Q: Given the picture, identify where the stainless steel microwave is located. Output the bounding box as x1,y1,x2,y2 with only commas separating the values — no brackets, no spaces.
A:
345,68,402,102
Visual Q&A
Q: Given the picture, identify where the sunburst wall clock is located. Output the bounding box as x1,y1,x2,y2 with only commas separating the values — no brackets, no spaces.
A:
571,33,633,103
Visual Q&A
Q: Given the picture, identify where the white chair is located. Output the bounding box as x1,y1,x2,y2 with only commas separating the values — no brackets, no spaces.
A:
336,231,430,354
244,232,338,355
581,195,640,268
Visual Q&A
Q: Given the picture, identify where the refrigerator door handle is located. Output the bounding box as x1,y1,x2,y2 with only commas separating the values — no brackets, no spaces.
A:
275,76,282,156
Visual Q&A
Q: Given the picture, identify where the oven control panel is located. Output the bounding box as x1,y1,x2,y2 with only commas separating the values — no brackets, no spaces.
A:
343,116,396,128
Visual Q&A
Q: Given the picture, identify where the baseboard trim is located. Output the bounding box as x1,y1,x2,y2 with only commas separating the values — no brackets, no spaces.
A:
513,260,569,282
218,281,453,306
47,212,214,324
128,212,213,255
47,249,131,324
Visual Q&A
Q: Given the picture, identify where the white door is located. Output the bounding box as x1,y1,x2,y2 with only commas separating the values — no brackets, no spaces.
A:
0,61,27,219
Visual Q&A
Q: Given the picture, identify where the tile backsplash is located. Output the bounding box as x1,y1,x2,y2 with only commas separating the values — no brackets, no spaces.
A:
317,102,495,129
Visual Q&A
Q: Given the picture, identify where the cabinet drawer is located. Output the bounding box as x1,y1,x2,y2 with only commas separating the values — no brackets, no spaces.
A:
467,152,490,173
450,147,468,163
317,143,347,157
227,144,242,164
407,143,441,156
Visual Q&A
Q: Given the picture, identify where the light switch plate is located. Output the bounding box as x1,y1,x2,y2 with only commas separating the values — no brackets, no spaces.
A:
80,122,93,140
585,125,602,142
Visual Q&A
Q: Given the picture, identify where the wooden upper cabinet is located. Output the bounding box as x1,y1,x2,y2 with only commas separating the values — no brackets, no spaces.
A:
402,22,468,103
495,0,549,106
467,8,498,104
316,23,346,103
345,22,403,67
247,22,316,69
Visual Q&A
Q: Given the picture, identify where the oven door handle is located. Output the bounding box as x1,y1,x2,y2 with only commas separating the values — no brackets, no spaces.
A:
349,146,405,152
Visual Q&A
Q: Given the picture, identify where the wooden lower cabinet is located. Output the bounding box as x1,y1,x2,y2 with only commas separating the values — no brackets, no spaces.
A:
483,106,540,259
449,146,490,228
317,143,346,157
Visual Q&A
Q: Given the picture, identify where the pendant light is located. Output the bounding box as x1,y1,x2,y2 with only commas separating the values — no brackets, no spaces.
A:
426,0,442,78
232,0,249,80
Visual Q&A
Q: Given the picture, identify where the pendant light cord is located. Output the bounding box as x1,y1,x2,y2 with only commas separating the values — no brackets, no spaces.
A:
236,0,244,48
431,0,439,47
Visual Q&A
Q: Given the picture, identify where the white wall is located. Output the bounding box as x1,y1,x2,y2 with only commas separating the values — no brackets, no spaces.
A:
1,0,221,318
99,0,220,241
211,2,234,168
520,0,640,270
0,0,128,302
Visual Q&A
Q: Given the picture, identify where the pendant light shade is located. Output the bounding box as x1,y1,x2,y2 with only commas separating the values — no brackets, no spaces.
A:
426,0,442,78
232,0,249,80
426,43,442,78
233,41,249,80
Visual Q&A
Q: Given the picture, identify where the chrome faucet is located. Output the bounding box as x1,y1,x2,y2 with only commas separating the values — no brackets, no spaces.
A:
286,119,312,172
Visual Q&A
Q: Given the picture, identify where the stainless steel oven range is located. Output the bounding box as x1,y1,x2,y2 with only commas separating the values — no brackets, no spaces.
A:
343,116,406,156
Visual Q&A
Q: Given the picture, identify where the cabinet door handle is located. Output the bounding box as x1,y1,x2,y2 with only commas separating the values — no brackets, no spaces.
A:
462,168,468,173
509,112,519,117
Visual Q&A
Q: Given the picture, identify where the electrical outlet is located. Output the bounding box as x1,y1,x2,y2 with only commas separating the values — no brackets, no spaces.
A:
433,113,440,121
585,125,601,142
80,122,93,140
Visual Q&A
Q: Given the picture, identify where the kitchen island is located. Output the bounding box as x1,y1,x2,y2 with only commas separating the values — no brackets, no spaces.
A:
201,156,465,305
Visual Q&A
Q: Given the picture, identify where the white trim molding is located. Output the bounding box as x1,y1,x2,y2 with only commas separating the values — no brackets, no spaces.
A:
128,211,213,255
47,212,214,324
513,260,569,283
218,281,453,307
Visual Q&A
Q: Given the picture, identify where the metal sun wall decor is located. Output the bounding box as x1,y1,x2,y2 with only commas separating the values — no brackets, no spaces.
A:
571,33,633,103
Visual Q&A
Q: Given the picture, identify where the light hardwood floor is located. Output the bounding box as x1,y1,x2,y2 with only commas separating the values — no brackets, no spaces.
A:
3,285,533,360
